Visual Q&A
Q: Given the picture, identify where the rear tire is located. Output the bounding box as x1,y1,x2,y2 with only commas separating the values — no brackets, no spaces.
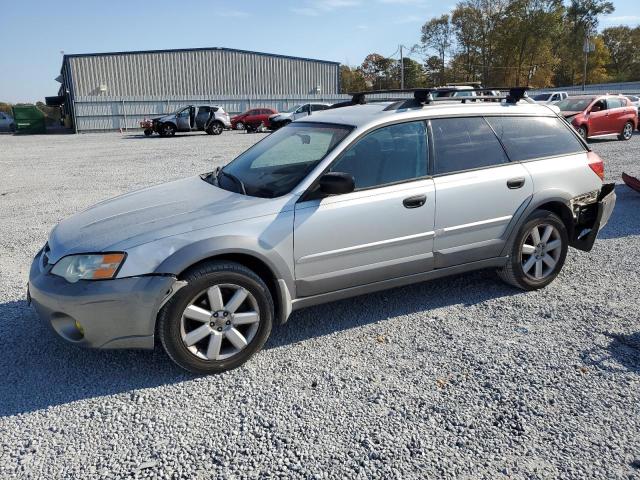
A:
206,121,224,135
497,210,568,291
618,121,633,141
158,261,273,374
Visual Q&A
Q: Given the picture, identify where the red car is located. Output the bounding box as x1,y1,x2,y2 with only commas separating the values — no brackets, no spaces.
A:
230,108,277,130
557,94,637,141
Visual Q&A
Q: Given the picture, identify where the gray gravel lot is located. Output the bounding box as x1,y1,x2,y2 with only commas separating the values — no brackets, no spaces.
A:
0,130,639,479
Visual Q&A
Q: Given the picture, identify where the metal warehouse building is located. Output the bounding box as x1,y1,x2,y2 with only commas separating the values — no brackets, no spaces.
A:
48,47,341,132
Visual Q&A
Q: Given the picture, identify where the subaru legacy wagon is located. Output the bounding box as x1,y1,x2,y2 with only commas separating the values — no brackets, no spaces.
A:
28,89,616,374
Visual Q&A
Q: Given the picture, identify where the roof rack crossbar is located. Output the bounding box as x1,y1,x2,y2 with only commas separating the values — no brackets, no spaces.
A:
329,86,531,110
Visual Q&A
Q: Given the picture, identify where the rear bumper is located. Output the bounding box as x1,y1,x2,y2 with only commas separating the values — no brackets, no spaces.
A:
570,183,616,252
28,249,177,349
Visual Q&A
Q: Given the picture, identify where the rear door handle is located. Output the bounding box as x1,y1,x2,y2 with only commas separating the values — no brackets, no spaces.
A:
403,194,427,209
507,177,526,189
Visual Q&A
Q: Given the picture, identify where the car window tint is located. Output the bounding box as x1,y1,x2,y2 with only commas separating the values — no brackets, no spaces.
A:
431,117,508,175
331,121,427,190
486,116,585,161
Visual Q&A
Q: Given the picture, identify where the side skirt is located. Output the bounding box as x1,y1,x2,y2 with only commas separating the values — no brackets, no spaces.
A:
291,256,509,311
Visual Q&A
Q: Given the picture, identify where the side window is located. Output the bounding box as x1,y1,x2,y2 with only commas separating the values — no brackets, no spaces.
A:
331,121,428,190
486,116,585,161
592,99,607,111
607,98,622,109
431,117,508,175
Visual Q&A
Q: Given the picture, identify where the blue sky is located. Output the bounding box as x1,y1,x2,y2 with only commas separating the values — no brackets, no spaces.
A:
1,0,638,103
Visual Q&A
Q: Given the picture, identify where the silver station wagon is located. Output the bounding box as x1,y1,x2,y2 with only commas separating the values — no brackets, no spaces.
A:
28,88,616,374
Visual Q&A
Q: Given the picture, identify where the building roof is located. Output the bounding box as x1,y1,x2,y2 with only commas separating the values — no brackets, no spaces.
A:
62,46,340,66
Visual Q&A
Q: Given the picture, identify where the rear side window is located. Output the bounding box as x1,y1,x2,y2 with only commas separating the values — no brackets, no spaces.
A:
486,116,585,161
607,98,624,109
431,117,508,175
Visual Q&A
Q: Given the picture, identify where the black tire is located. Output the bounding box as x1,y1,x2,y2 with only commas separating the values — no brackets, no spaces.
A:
497,210,569,291
207,121,224,135
235,121,245,131
618,121,633,141
160,123,176,137
577,125,588,141
158,261,274,374
144,129,153,137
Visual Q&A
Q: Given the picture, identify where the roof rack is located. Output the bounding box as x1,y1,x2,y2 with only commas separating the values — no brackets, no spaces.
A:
329,86,531,111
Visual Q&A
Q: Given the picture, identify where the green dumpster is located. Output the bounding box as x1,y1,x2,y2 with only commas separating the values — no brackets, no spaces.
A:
12,104,46,134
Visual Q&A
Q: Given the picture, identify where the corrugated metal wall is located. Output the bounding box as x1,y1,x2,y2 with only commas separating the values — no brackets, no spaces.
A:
72,95,353,131
68,48,339,97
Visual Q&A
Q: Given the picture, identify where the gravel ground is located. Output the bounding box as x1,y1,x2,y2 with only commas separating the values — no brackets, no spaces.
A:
0,130,639,479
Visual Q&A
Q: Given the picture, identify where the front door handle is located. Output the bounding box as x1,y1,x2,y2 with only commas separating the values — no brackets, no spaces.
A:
403,194,427,209
507,177,526,189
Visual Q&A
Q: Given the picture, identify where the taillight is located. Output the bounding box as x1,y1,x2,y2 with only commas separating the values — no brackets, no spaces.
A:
587,151,605,181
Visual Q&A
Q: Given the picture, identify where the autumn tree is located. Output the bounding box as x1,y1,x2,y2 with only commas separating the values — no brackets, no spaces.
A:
420,15,452,84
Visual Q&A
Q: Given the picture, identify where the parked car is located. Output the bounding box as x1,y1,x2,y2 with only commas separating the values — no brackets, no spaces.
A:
231,108,277,130
533,92,568,104
556,94,637,141
624,95,640,129
268,103,331,130
28,91,616,374
0,112,16,132
149,105,231,136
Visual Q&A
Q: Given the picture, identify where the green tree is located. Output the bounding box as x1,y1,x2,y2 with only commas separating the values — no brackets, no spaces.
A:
360,53,395,89
602,26,637,80
340,65,367,93
420,15,452,84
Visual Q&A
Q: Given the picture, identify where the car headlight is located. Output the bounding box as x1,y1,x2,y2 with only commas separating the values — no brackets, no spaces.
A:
51,253,126,283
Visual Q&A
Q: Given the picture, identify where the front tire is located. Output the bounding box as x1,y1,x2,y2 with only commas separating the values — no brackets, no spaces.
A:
160,124,176,137
577,125,588,141
618,121,633,141
497,210,568,291
158,261,274,374
144,129,153,136
235,121,245,131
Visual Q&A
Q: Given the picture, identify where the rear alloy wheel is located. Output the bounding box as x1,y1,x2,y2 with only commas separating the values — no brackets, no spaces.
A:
161,124,176,137
158,261,273,374
619,121,633,141
207,121,224,135
235,122,245,131
498,210,568,290
577,125,588,141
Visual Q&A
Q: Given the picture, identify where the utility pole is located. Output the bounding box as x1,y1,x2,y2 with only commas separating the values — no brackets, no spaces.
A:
399,45,405,89
582,34,590,92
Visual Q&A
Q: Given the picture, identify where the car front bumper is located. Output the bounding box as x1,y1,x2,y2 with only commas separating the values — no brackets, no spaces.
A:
28,249,177,349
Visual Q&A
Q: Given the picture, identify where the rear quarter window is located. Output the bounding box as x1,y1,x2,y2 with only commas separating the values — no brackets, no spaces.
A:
431,117,509,175
486,116,585,161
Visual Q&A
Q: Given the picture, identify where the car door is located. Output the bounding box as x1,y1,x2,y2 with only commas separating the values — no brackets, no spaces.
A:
605,97,625,132
294,120,435,297
430,117,533,268
588,99,610,135
176,108,191,131
292,105,309,121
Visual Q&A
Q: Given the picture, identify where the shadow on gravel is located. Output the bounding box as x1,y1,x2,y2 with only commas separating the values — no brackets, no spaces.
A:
268,270,519,350
581,332,640,374
598,185,640,240
0,300,191,418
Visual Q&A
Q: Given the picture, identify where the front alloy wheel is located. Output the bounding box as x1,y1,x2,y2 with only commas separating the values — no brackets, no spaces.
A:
158,261,273,374
180,284,260,361
235,121,245,131
577,125,588,141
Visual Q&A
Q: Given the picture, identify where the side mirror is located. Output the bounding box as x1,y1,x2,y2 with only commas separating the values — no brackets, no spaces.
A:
319,172,355,195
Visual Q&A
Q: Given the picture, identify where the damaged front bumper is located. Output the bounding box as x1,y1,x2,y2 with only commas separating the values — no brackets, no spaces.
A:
28,248,181,350
570,182,616,252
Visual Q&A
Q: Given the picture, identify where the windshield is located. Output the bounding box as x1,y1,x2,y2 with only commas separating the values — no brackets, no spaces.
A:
217,123,353,198
282,104,302,113
533,94,552,101
556,97,594,112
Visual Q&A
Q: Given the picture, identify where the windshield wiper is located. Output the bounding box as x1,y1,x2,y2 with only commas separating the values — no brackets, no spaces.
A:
218,169,247,195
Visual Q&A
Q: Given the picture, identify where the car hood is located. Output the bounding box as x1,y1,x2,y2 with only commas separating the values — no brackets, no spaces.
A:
153,114,174,122
47,176,281,263
561,111,581,120
271,112,293,121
